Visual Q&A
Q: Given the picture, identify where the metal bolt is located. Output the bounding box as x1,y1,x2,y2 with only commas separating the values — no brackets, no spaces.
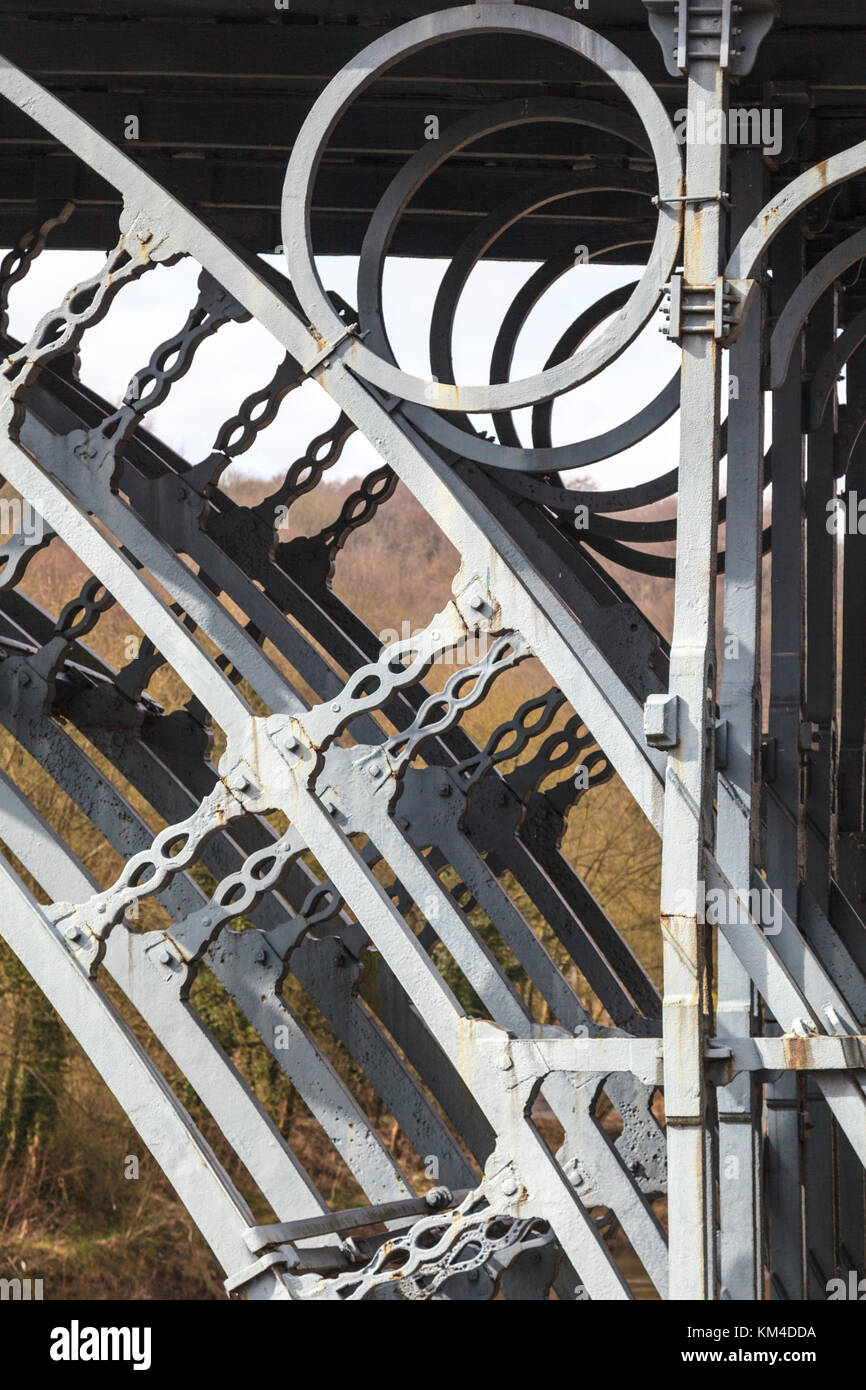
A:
499,1053,514,1071
229,768,253,794
64,924,81,942
331,702,341,714
368,764,383,779
438,783,452,798
501,1176,518,1197
18,670,30,687
254,949,267,965
424,1185,452,1211
334,952,346,968
468,595,484,611
176,486,187,501
158,948,173,965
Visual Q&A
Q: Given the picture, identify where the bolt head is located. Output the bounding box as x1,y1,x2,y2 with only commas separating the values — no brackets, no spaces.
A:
254,949,267,966
229,768,256,795
157,948,173,966
423,1185,452,1212
501,1176,518,1197
499,1053,514,1071
331,702,341,714
468,595,484,611
64,924,81,942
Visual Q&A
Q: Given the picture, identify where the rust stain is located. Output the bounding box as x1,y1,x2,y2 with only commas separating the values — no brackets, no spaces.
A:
781,1034,812,1070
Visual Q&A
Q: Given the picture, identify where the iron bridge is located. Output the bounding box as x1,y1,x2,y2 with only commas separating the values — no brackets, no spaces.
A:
0,0,864,1300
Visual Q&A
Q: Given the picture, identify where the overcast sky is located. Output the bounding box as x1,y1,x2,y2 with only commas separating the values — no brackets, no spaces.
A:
3,249,682,494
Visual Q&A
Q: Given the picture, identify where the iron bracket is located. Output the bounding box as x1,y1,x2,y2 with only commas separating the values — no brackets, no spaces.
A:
644,692,679,750
660,273,757,346
643,0,778,79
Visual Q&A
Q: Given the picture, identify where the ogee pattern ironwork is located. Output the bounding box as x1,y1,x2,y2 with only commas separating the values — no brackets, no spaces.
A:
0,0,863,1301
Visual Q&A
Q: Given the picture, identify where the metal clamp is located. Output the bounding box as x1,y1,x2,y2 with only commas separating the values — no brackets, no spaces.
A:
660,273,757,346
302,321,364,378
653,193,732,210
224,1247,297,1296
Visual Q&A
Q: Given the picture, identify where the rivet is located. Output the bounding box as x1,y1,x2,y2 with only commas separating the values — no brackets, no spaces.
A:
331,702,341,714
501,1176,518,1197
